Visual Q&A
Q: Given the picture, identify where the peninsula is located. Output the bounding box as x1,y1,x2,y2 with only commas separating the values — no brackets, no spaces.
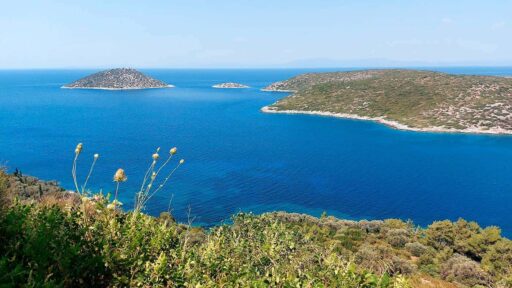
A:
212,82,250,89
62,68,172,90
262,69,512,135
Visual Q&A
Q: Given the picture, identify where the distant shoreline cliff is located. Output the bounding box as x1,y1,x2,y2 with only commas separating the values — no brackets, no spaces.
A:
62,68,172,90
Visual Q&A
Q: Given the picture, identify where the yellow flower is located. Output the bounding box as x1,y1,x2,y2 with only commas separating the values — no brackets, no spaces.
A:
113,168,127,182
152,153,160,161
75,143,83,155
170,147,177,155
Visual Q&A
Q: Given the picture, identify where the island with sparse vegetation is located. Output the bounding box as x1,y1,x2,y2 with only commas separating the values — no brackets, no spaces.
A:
62,68,173,90
212,82,250,89
262,69,512,135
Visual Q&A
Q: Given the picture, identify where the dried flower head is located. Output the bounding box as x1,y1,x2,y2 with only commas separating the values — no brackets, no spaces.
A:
152,153,160,161
75,143,83,155
179,159,185,165
112,199,123,206
151,172,156,180
170,147,177,155
94,153,99,159
113,168,127,182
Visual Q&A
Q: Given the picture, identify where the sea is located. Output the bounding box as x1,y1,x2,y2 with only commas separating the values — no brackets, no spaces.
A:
1,67,511,236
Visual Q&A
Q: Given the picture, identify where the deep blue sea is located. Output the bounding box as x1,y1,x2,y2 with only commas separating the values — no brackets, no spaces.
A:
1,67,512,236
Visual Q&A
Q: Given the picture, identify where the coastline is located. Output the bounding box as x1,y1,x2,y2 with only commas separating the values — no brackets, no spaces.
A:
261,106,512,135
212,85,249,89
61,84,174,90
260,88,296,93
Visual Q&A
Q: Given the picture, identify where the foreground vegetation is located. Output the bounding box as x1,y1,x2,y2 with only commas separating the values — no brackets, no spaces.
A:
264,69,512,133
1,170,512,287
1,143,511,287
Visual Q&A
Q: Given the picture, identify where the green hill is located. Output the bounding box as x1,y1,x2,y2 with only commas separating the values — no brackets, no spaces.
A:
262,69,512,134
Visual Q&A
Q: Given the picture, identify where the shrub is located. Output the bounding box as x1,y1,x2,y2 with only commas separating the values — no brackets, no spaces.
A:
440,254,490,287
465,226,501,260
481,239,512,280
405,242,427,257
388,256,416,275
424,220,456,250
386,228,410,248
0,204,108,286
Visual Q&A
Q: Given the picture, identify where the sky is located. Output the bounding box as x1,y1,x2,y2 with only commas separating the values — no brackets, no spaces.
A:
0,0,511,68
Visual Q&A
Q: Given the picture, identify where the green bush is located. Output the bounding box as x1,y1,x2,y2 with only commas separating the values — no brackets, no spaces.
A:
0,204,108,286
0,200,410,287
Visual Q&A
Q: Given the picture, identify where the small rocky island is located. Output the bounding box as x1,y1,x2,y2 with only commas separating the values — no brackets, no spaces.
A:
62,68,172,90
262,69,512,135
212,82,250,89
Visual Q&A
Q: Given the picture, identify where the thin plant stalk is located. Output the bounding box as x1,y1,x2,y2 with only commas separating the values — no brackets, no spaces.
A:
142,161,183,208
114,181,120,208
72,153,80,193
135,153,175,211
82,156,98,195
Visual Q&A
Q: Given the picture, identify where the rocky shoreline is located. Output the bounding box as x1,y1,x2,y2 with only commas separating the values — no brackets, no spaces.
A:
61,84,175,90
261,106,512,135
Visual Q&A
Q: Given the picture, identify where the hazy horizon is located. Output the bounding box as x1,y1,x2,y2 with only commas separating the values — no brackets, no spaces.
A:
1,0,511,69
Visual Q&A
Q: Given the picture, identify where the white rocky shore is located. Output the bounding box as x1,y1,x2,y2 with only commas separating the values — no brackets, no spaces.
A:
212,82,249,89
62,84,175,90
261,106,512,135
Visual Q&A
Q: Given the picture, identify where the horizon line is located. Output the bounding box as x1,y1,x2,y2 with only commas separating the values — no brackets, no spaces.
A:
2,65,512,70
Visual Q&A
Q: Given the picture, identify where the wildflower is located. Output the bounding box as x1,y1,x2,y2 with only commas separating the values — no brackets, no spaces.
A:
94,153,99,159
170,147,177,155
180,159,185,164
75,143,83,155
107,203,115,210
152,153,160,161
113,168,127,182
81,196,90,203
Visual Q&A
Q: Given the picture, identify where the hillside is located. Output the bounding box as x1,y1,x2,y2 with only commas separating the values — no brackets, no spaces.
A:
62,68,171,90
262,69,512,134
1,170,511,287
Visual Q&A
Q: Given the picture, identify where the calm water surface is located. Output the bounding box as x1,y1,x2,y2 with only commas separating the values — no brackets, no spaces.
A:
1,68,511,236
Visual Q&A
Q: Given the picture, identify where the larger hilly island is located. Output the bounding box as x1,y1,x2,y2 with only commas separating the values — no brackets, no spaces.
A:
262,69,512,134
62,68,171,90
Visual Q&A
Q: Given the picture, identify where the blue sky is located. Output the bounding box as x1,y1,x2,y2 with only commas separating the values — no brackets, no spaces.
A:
0,0,510,68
